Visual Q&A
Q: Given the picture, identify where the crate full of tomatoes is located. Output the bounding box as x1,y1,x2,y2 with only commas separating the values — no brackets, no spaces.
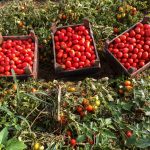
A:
0,31,38,79
51,19,101,77
105,17,150,77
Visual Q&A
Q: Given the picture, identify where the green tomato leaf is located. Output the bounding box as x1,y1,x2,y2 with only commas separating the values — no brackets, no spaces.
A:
136,138,150,148
121,102,132,111
102,129,117,139
6,138,27,150
76,135,86,143
0,127,8,145
126,134,137,146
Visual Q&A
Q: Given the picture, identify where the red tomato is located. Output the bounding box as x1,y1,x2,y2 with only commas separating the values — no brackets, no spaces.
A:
137,23,143,28
79,61,85,66
133,48,139,54
80,46,85,51
85,52,91,58
135,34,141,39
78,25,86,31
139,61,145,67
66,61,72,68
57,52,63,58
120,35,126,41
73,62,79,68
80,55,86,62
5,65,10,71
145,29,150,37
128,58,133,64
67,27,73,32
69,50,75,57
115,38,121,43
0,66,4,73
144,24,150,29
129,30,136,37
84,59,91,67
142,52,148,60
117,52,123,58
134,27,141,33
73,57,79,62
72,40,79,44
143,45,149,51
84,30,89,35
122,58,127,63
145,40,150,45
75,51,81,58
131,54,137,59
124,62,130,69
117,43,125,48
113,48,119,53
70,139,76,146
123,53,128,58
129,38,136,44
126,131,132,138
132,63,137,68
73,45,80,51
136,44,142,49
137,52,142,59
128,45,134,52
122,48,129,53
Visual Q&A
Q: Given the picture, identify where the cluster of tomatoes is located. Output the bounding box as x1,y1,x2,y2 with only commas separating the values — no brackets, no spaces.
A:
0,39,35,76
117,5,137,20
118,80,133,95
54,25,96,70
109,23,150,70
76,96,101,118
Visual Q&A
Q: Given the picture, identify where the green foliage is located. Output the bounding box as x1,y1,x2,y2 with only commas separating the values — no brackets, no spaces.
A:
0,127,27,150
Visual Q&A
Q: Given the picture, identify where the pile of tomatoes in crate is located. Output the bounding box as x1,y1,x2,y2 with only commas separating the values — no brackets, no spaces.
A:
108,23,150,70
54,25,96,70
0,39,35,76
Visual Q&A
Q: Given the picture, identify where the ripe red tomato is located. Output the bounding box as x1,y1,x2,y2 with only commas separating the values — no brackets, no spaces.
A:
135,34,141,39
134,27,141,33
145,29,150,37
120,35,126,41
85,52,91,58
78,25,86,31
137,23,143,28
84,59,91,67
143,45,149,51
129,38,136,44
131,54,137,59
124,62,130,69
66,61,72,68
69,50,75,57
70,139,76,146
133,48,139,54
123,53,128,59
139,61,145,67
142,52,148,60
67,27,73,32
73,57,79,62
126,131,132,138
128,45,134,52
129,30,136,37
122,48,129,53
122,58,127,63
128,58,133,64
113,48,119,53
115,38,121,43
117,52,123,58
